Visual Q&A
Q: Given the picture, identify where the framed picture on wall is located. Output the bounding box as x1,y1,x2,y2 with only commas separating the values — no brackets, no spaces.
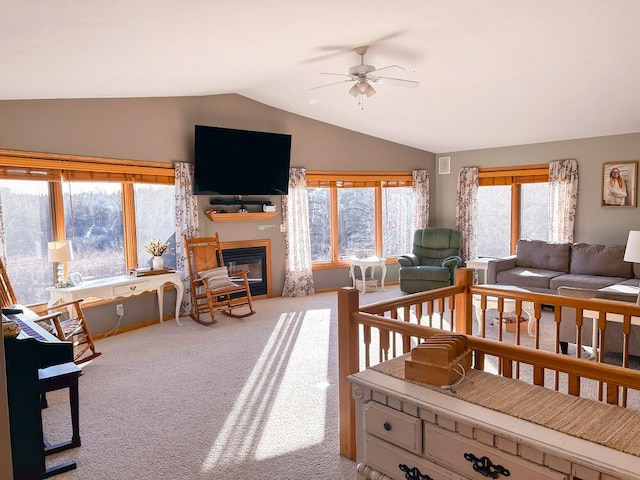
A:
602,160,638,208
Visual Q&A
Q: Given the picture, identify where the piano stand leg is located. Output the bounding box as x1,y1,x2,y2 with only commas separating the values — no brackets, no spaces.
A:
43,460,77,478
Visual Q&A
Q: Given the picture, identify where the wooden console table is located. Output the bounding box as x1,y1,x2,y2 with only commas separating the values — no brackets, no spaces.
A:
47,272,184,325
350,367,640,480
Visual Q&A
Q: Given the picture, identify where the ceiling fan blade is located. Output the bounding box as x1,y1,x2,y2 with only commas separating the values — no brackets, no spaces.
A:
320,72,356,79
299,30,409,64
370,65,405,76
374,76,419,88
308,79,355,91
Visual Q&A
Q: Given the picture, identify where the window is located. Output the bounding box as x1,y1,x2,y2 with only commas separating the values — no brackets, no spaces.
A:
134,183,176,270
308,188,331,262
65,181,126,280
306,171,413,266
382,186,413,257
0,149,175,304
338,187,375,259
0,179,53,305
477,164,549,257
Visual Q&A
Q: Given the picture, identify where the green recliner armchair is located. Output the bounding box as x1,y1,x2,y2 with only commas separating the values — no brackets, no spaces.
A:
397,228,463,293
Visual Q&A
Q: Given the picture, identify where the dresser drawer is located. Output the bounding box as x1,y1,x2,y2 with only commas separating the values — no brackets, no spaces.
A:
426,425,568,480
365,434,467,480
364,402,422,454
113,280,151,296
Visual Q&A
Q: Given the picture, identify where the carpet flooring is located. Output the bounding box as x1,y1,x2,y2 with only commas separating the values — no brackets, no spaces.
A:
41,287,639,479
43,287,401,480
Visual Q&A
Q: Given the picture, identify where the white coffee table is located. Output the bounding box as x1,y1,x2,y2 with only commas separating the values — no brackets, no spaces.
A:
472,285,536,337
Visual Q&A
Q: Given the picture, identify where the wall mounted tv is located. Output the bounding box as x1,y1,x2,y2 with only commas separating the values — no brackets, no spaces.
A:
193,125,292,195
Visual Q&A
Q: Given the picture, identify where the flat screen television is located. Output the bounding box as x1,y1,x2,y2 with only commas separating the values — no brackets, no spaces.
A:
193,125,292,195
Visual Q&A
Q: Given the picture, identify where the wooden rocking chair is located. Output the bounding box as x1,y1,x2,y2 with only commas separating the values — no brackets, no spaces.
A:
184,234,255,325
0,257,101,364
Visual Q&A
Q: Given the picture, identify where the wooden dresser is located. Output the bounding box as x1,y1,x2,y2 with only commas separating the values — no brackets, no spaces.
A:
349,368,640,480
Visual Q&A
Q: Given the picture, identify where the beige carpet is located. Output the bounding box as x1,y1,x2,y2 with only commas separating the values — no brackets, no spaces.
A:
41,288,639,479
43,286,402,480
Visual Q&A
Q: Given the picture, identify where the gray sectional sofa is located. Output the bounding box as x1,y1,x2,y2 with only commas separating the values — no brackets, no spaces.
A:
486,239,640,356
486,239,639,294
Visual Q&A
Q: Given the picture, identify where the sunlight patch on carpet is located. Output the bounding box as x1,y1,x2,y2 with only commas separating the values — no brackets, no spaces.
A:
201,308,331,471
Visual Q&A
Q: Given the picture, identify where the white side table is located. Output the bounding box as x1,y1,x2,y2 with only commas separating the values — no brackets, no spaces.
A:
48,272,184,325
472,285,536,337
465,257,496,284
350,256,387,293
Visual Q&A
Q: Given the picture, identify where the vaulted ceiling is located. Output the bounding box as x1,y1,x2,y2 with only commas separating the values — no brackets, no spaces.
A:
3,1,640,153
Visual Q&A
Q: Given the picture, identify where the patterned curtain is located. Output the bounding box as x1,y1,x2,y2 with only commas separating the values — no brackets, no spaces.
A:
282,168,315,297
412,169,429,230
174,162,200,315
456,167,479,263
549,159,578,243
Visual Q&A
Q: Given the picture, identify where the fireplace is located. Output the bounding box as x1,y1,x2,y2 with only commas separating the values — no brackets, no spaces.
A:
221,239,272,298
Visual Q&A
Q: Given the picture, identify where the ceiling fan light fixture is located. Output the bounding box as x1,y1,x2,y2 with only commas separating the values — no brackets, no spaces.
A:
348,84,360,97
364,83,376,97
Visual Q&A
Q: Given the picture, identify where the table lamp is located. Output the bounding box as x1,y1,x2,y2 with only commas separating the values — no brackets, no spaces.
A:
48,240,74,287
623,230,640,304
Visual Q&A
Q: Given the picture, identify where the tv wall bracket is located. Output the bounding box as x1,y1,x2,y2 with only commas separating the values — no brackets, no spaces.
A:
208,198,273,207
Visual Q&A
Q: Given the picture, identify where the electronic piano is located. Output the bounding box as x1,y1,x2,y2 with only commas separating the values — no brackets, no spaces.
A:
3,308,77,479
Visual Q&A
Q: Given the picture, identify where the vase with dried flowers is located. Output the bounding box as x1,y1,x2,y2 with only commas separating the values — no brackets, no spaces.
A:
144,239,169,270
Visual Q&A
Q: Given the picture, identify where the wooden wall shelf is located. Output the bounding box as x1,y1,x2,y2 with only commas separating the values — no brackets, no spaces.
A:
205,212,277,222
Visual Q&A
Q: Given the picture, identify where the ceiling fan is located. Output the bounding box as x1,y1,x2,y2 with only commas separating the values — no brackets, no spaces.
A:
310,46,419,107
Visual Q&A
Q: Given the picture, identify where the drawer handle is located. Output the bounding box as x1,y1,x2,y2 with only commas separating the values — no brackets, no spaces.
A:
130,285,137,291
398,464,433,480
463,452,510,478
383,422,391,431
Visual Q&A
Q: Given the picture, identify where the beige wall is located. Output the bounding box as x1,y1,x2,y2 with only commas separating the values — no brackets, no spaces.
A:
1,93,433,475
432,133,640,246
0,94,434,294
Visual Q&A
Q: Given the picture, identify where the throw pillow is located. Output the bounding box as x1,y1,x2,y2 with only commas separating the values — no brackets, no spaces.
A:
199,267,238,290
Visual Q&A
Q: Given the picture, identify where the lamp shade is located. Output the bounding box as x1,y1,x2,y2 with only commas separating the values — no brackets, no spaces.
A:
623,231,640,263
48,240,74,263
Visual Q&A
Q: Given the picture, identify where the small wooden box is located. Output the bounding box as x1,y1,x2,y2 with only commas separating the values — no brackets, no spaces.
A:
355,279,378,292
405,334,472,386
493,317,527,333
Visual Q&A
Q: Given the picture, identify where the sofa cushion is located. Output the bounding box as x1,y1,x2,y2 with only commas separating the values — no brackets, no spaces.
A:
515,239,571,273
569,243,632,278
549,273,626,291
598,283,640,299
399,266,450,282
610,278,640,288
496,267,563,290
634,263,640,279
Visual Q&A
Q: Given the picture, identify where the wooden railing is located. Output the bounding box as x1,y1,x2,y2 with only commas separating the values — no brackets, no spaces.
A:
337,268,640,459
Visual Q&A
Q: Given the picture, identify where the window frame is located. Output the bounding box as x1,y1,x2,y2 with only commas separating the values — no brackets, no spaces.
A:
478,164,549,255
306,170,413,269
0,148,175,287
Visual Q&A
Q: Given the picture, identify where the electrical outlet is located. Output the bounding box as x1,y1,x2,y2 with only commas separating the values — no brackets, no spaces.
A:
116,304,124,317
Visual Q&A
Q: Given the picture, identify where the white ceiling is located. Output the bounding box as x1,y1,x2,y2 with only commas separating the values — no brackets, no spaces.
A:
3,1,640,153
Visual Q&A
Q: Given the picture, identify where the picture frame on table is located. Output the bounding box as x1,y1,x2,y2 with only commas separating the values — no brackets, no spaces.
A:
602,160,637,208
66,271,84,286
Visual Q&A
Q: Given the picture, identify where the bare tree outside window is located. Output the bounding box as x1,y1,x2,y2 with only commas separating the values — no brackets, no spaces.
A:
64,182,125,280
307,188,331,262
338,188,375,259
134,183,176,269
0,180,52,304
